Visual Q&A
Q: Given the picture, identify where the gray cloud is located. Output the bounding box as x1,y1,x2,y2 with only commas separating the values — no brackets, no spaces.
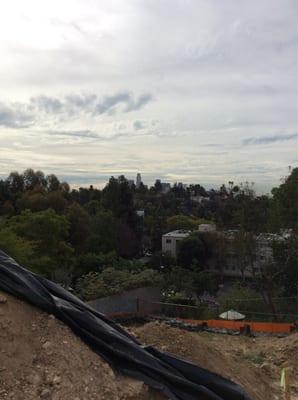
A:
94,92,130,114
95,92,153,115
48,130,100,139
125,93,153,112
133,120,145,130
65,94,97,109
30,92,153,116
0,103,33,128
30,96,63,114
0,91,153,128
47,129,128,141
243,133,298,145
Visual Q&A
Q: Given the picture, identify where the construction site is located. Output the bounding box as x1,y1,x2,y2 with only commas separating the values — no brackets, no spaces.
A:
0,283,297,400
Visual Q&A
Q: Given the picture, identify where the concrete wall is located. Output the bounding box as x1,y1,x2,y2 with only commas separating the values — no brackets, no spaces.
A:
162,235,188,258
162,235,178,258
88,286,161,316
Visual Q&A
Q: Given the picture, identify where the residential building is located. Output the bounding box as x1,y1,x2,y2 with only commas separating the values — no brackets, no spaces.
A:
198,224,216,233
206,231,288,279
162,225,289,279
162,230,191,258
190,195,210,204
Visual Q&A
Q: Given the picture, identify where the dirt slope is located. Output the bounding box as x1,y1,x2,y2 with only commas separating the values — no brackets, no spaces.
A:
133,322,298,400
1,290,297,400
0,291,164,400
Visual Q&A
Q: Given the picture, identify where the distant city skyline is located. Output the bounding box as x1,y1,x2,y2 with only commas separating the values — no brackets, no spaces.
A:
50,172,278,195
0,1,297,192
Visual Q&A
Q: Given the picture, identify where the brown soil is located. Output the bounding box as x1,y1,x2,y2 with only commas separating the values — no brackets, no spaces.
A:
0,291,164,400
1,290,297,400
132,322,298,400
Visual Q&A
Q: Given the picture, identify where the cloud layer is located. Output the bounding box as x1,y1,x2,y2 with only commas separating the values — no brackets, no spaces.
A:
0,0,298,191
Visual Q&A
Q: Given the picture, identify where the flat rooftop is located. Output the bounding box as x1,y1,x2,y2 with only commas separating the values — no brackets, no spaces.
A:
162,230,191,238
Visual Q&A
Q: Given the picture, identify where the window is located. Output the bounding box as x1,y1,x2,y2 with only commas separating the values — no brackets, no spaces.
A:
166,238,171,244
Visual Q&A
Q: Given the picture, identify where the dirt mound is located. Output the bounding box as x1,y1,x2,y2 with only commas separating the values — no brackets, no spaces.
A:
0,291,164,400
1,290,296,400
256,333,298,393
133,322,298,400
260,332,298,368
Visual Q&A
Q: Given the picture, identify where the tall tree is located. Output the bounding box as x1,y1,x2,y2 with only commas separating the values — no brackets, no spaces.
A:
177,234,207,268
269,167,298,232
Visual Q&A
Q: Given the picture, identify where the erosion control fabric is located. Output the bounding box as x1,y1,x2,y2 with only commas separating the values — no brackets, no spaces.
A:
0,251,250,400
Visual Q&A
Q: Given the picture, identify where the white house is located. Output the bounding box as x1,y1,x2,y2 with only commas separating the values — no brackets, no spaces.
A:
162,230,191,258
198,224,216,233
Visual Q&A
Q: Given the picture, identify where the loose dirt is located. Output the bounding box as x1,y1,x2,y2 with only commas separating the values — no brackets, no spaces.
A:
0,291,164,400
132,322,298,400
0,290,297,400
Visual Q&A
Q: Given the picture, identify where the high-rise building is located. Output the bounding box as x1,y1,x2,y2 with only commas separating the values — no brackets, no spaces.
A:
136,173,142,188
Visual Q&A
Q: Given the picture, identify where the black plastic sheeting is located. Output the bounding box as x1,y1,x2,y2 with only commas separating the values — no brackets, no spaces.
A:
0,251,250,400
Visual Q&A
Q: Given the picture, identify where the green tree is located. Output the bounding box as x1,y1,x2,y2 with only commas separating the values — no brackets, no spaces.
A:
269,167,298,232
74,252,115,277
101,176,134,218
23,168,47,190
66,203,91,254
218,285,268,320
177,234,207,268
0,226,35,267
46,174,61,192
163,265,217,302
84,209,117,254
7,171,24,194
76,267,161,300
7,209,74,279
166,215,210,231
16,187,48,212
232,231,256,280
272,237,298,297
46,191,68,213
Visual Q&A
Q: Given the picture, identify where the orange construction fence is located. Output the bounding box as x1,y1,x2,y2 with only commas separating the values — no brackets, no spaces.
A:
180,318,295,333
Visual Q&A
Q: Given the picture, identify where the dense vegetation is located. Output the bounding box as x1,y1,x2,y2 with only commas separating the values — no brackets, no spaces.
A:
0,167,297,314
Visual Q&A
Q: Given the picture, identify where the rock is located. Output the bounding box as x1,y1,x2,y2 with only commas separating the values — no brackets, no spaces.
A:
259,362,271,373
52,375,62,385
0,296,7,304
40,388,51,398
42,341,52,350
27,373,42,385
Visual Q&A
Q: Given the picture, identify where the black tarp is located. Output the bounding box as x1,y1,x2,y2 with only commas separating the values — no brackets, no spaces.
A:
0,251,250,400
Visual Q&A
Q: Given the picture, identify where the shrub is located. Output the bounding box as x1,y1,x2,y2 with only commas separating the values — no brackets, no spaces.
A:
75,268,161,300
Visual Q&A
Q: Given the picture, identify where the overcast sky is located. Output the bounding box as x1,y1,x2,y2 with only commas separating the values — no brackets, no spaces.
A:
1,0,298,192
